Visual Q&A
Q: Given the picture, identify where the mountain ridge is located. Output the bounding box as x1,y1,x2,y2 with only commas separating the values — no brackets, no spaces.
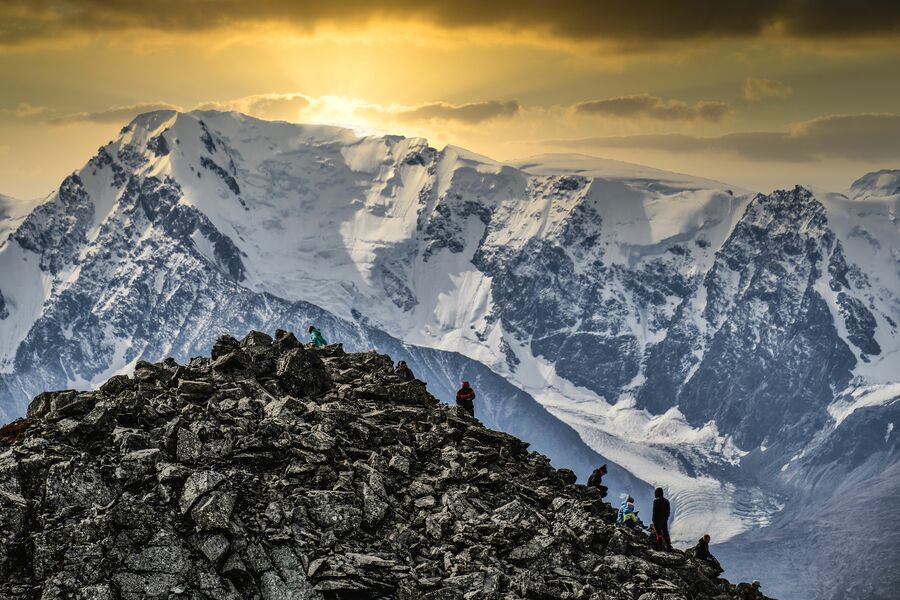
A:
0,329,772,600
0,109,897,599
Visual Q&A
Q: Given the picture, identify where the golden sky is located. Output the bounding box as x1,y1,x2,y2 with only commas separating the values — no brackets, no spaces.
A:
1,1,900,199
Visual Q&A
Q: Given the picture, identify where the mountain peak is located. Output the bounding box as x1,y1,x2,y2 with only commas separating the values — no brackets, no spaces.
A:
122,109,179,136
848,168,900,201
2,110,898,599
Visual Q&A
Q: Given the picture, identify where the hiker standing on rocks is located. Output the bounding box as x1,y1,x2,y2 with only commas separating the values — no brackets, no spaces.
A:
648,523,663,550
692,534,723,576
308,325,328,347
455,381,476,416
395,360,415,382
587,464,608,499
652,487,673,551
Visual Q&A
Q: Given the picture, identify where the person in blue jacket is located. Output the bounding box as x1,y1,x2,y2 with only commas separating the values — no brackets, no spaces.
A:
617,496,638,527
308,326,327,347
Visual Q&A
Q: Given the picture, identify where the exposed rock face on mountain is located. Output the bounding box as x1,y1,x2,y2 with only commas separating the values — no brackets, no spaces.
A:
0,110,897,599
0,331,770,600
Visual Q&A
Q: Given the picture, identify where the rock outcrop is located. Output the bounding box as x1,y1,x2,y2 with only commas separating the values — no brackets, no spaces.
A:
0,330,771,599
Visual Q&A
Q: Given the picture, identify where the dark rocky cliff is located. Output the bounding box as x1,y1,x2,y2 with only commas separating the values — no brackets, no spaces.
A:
0,330,770,600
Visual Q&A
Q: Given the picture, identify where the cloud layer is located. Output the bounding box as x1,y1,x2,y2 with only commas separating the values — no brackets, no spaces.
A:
2,1,900,46
743,77,792,101
574,95,731,122
42,95,522,127
546,114,900,162
28,92,900,166
196,94,311,122
48,103,180,125
370,100,521,124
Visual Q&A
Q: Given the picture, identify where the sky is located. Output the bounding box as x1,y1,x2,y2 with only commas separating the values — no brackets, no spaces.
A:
1,1,899,200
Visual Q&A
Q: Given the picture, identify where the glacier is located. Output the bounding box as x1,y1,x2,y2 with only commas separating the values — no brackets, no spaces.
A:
0,109,898,599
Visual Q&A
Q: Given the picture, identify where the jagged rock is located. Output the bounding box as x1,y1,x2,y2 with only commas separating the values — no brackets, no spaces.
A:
242,330,273,348
99,374,130,396
0,331,772,599
180,471,226,514
211,335,240,359
177,379,214,400
176,427,202,462
191,490,235,530
211,351,252,375
0,418,30,445
275,347,331,397
27,391,60,419
273,329,301,351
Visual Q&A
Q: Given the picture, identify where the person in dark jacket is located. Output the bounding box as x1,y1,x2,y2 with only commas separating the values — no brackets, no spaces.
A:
587,464,608,498
648,523,663,550
652,487,672,551
455,381,475,416
395,360,415,382
692,534,723,576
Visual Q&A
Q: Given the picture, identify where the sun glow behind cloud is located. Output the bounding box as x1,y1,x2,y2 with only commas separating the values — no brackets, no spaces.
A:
1,1,899,198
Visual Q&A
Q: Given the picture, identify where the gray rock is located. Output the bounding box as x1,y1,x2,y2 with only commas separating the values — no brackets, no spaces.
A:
0,331,767,600
190,490,235,530
276,348,331,398
180,470,225,515
177,380,214,400
176,427,202,462
195,532,230,564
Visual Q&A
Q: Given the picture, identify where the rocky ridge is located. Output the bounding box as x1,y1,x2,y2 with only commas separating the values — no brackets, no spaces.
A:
0,330,768,599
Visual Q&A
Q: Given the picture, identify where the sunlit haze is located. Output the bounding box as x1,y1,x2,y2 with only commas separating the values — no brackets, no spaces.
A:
1,1,900,199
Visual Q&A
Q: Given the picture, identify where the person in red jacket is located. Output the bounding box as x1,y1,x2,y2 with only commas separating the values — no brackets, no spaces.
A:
455,381,475,416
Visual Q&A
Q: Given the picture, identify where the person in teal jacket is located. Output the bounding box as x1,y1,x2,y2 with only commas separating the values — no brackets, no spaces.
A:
308,326,327,347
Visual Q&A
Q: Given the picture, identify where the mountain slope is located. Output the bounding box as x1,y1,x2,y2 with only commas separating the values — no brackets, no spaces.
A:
0,331,770,600
0,192,41,323
0,110,897,599
0,234,642,498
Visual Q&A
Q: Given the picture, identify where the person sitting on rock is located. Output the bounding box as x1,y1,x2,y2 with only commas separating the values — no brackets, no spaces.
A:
622,499,639,528
652,487,673,551
737,580,763,599
308,325,328,347
455,381,476,416
692,534,723,576
587,464,609,499
395,360,415,382
617,496,635,524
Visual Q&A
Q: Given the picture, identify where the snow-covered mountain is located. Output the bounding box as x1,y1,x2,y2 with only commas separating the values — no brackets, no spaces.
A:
1,110,898,599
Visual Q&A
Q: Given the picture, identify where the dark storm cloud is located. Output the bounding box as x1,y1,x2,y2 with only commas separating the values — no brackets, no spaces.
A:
546,114,900,162
389,101,520,124
49,102,180,125
574,95,731,122
2,1,899,46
